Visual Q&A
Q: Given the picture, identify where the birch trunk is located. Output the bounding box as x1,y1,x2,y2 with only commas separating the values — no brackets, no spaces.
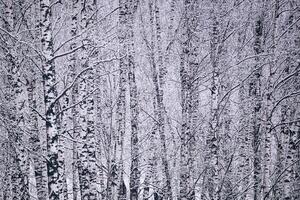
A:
40,0,62,199
235,2,252,198
279,2,300,198
179,1,199,199
125,0,140,199
112,1,129,199
58,87,68,200
154,1,173,199
207,2,222,199
68,1,80,199
146,0,173,199
143,1,161,198
251,2,264,199
77,0,98,199
3,1,30,199
27,67,48,200
262,1,278,198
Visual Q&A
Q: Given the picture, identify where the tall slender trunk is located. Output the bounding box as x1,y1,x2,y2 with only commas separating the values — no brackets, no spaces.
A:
235,3,252,198
179,1,199,199
143,1,160,198
58,90,68,200
207,2,223,199
27,68,48,200
124,1,140,199
112,1,129,199
147,0,172,199
278,2,300,198
179,40,191,200
291,2,300,198
94,49,107,200
40,0,60,198
251,1,265,199
154,1,173,199
67,1,80,199
2,141,11,200
3,1,30,199
262,1,278,199
77,0,98,199
26,1,49,199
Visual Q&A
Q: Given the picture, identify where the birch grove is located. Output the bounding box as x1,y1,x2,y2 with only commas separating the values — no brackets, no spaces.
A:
0,0,299,200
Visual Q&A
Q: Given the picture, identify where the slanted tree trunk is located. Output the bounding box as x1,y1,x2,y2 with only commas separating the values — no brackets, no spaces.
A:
146,0,173,199
154,1,173,199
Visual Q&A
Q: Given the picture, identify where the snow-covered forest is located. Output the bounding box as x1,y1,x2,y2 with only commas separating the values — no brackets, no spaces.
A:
0,0,299,199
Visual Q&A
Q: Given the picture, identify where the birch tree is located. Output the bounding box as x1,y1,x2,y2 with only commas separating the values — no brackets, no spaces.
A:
76,0,98,199
1,1,30,199
40,0,61,199
179,0,199,199
0,0,299,200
